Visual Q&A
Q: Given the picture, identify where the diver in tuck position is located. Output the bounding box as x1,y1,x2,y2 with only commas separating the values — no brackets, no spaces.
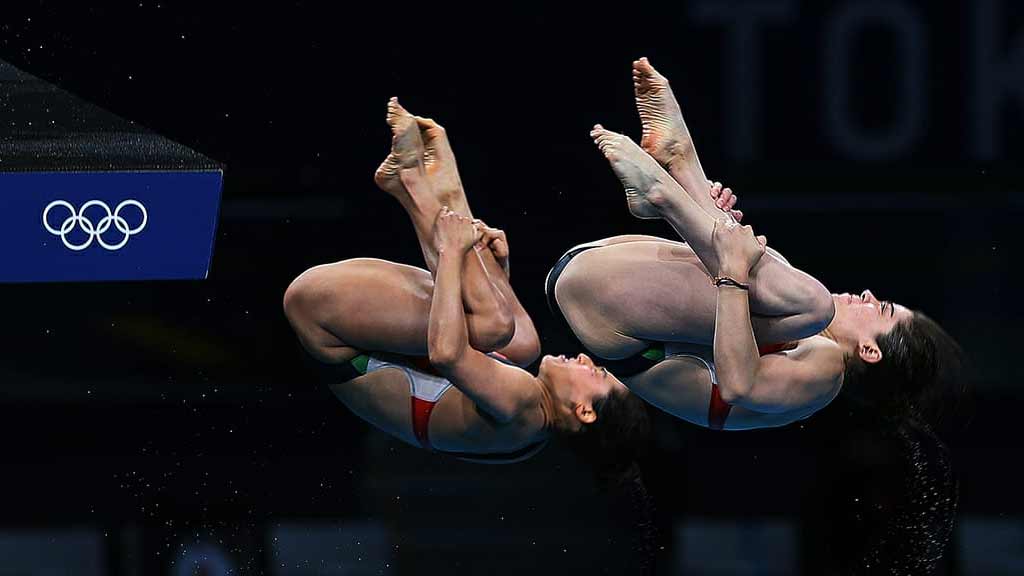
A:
546,58,965,432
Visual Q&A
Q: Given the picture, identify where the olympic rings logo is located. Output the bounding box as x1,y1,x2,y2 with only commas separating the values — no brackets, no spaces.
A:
42,199,148,251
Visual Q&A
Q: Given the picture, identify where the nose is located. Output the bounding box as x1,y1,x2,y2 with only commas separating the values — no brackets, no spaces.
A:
861,289,877,303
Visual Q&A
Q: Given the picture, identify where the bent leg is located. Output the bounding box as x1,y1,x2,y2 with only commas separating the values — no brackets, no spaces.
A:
401,109,539,364
591,129,834,340
555,241,716,359
554,240,830,357
374,101,515,353
284,257,533,365
629,59,833,332
284,258,433,361
649,173,834,337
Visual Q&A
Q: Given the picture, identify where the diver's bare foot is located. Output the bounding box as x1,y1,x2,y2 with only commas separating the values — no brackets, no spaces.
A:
633,58,727,220
415,116,473,218
590,125,676,219
633,58,694,168
373,98,429,205
630,58,696,168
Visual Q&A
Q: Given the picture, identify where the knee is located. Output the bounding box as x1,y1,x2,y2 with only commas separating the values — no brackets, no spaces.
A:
788,278,836,337
468,306,516,353
500,323,542,367
491,309,517,351
811,287,837,335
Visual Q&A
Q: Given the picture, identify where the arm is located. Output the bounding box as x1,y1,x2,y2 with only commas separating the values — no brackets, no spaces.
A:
713,284,761,404
661,177,834,342
714,286,842,412
711,221,842,412
427,210,535,422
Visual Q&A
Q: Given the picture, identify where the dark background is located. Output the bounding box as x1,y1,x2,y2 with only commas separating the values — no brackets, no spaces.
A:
0,1,1020,574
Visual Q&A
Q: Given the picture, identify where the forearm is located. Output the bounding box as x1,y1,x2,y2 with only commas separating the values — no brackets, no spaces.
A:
713,285,762,404
428,250,471,366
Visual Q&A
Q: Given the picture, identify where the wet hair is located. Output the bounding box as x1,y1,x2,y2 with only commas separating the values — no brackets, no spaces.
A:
832,404,959,572
841,311,970,437
834,312,966,570
565,390,656,574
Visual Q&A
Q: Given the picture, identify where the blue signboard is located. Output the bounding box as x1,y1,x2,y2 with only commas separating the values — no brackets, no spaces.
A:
0,170,222,282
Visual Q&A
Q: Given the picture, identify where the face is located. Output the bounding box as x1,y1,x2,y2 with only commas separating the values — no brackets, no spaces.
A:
538,352,629,430
829,289,915,363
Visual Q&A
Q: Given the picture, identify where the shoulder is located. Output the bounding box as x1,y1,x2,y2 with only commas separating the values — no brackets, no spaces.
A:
785,336,845,373
786,336,845,402
744,336,844,413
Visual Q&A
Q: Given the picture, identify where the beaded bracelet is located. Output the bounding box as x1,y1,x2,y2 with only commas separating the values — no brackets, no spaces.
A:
712,276,750,291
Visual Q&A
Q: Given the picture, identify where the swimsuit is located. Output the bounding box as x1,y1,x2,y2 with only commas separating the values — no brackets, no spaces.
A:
323,353,547,462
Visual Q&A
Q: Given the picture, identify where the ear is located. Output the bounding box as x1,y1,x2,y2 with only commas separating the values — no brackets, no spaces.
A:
574,402,597,425
858,339,883,364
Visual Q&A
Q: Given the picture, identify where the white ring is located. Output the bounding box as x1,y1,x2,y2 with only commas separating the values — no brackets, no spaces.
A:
42,199,149,251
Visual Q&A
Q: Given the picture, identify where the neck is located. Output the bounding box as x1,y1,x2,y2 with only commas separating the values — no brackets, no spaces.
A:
821,322,858,357
533,373,558,433
820,324,854,381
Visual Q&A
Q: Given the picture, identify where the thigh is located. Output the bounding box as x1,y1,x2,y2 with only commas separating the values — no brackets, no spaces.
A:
287,258,434,360
555,241,719,357
625,356,714,426
328,367,419,448
571,234,676,249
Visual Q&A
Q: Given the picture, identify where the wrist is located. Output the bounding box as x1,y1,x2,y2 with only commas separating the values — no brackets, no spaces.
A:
438,246,467,259
713,275,750,291
715,267,750,284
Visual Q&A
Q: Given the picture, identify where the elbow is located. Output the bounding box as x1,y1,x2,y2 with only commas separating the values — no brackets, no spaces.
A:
717,385,744,406
716,377,753,405
428,339,462,370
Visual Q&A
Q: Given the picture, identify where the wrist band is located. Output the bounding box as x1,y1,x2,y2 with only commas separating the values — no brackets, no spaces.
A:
712,276,750,290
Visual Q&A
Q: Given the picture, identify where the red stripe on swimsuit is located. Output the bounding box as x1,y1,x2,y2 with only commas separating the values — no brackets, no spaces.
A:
758,342,796,356
406,352,511,452
707,383,731,431
707,341,797,430
411,396,437,451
